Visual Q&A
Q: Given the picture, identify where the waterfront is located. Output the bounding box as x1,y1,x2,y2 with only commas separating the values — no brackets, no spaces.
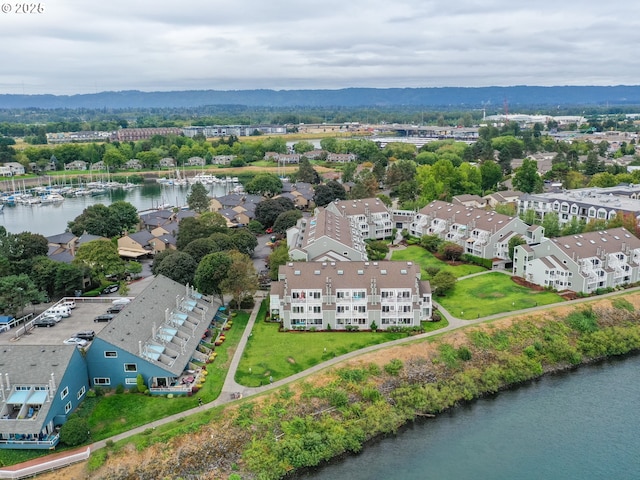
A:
301,355,640,480
0,182,232,237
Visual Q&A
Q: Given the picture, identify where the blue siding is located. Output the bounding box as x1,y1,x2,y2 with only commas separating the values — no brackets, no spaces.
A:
41,348,90,430
85,338,175,388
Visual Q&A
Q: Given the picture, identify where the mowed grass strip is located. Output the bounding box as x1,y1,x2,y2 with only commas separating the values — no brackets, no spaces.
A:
391,246,486,278
236,315,407,387
437,272,564,319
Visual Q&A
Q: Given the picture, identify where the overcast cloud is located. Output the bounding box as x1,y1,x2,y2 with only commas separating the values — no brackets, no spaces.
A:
1,0,639,95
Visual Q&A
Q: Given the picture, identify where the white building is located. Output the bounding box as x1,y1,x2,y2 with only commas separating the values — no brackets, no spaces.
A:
513,227,640,294
325,198,393,240
270,261,432,331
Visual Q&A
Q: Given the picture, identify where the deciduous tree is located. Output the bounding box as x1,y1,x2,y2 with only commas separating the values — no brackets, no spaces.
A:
187,182,211,213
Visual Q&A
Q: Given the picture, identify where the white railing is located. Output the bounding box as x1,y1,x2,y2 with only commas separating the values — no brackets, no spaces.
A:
0,445,89,480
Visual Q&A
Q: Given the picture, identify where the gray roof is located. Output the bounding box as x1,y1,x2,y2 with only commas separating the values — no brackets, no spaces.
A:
96,275,217,376
418,200,519,234
128,230,155,246
77,233,107,245
275,260,424,294
546,227,640,260
47,232,75,245
330,198,390,216
0,345,78,435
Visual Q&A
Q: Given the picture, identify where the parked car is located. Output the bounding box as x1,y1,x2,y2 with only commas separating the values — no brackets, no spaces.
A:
74,330,95,340
94,314,115,323
45,306,71,318
61,300,77,309
63,337,88,347
42,314,63,323
102,284,120,295
34,318,56,328
112,298,131,305
107,304,126,314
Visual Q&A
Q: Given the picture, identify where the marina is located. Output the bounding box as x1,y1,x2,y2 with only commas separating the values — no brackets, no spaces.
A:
0,180,237,237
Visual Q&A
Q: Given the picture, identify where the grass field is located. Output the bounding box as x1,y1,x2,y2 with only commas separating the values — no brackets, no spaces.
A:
235,310,414,387
391,246,486,278
437,272,565,319
73,311,250,441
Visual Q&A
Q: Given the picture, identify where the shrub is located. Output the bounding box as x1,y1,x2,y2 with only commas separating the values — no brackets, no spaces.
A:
136,374,146,393
370,320,378,332
115,384,125,394
384,359,404,376
345,325,360,332
566,307,599,334
457,346,472,361
59,416,90,446
612,298,634,312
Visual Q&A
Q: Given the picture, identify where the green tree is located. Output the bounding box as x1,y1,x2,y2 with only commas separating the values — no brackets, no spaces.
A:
293,141,315,154
187,182,211,213
273,210,303,234
480,160,503,192
155,251,198,285
182,237,221,263
268,243,291,281
541,212,561,238
54,263,86,296
431,270,456,296
314,181,347,207
176,213,227,249
73,239,125,281
512,159,543,193
439,242,464,261
365,240,390,261
508,235,527,260
294,157,320,184
0,274,41,316
420,234,443,252
59,416,89,447
255,198,295,228
109,201,140,233
194,252,233,301
231,229,259,256
220,251,258,306
246,173,283,197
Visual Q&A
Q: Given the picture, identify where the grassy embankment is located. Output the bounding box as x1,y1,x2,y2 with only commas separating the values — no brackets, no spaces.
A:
391,245,486,278
83,295,640,480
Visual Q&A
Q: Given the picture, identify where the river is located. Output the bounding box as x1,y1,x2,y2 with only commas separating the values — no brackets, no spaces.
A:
0,183,232,237
299,355,640,480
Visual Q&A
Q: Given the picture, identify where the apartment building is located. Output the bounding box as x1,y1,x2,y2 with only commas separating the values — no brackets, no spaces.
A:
409,200,543,267
287,208,367,262
517,186,640,225
512,227,640,293
325,198,393,240
270,261,432,331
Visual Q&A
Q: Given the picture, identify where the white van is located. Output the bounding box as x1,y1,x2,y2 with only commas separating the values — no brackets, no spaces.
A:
61,300,76,310
46,306,72,318
112,298,131,305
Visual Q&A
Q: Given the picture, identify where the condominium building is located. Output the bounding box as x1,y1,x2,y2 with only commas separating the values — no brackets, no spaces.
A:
409,200,543,267
517,186,640,225
270,261,432,331
325,198,393,240
512,227,640,293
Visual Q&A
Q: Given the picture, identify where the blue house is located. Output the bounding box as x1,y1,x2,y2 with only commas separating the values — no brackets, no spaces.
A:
85,275,218,393
0,345,89,449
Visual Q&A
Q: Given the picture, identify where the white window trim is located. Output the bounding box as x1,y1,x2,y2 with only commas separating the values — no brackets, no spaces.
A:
60,387,69,400
124,363,137,373
77,386,86,400
104,351,117,358
93,377,111,385
64,401,72,414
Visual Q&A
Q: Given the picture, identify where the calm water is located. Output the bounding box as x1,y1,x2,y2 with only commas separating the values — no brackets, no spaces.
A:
300,355,640,480
0,183,231,236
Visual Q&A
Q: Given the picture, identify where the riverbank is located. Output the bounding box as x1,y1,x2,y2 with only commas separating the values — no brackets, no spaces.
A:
60,292,640,480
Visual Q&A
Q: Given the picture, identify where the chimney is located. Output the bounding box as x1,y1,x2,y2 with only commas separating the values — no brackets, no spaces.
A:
139,341,143,356
49,372,55,391
5,373,10,390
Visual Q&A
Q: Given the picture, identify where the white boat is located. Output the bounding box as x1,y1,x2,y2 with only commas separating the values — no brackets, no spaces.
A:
40,193,65,204
190,173,217,184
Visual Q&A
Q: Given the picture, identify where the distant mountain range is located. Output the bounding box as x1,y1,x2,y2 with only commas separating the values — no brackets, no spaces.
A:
2,86,640,110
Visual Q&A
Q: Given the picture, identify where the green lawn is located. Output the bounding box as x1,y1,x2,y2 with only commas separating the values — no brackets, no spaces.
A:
75,311,250,441
236,311,414,387
250,160,278,167
437,272,565,319
391,246,486,278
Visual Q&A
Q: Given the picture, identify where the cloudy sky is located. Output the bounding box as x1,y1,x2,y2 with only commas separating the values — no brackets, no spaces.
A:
1,0,639,95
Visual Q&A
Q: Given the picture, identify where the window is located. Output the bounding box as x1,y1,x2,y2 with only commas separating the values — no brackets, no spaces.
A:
357,306,366,313
60,387,69,400
124,363,137,372
337,292,345,299
65,401,72,414
94,378,111,385
312,306,321,313
104,351,117,358
292,306,304,313
77,386,86,400
125,378,138,385
312,291,321,299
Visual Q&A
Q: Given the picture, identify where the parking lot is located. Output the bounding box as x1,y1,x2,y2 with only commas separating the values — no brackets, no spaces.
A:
0,298,130,347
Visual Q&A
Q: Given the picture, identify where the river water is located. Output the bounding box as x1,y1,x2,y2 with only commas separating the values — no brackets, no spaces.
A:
300,355,640,480
0,183,231,236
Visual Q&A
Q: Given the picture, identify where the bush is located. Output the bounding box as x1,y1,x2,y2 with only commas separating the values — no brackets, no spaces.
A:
384,359,404,376
137,374,146,393
59,416,90,446
370,320,378,332
457,346,472,361
345,325,360,332
115,384,125,394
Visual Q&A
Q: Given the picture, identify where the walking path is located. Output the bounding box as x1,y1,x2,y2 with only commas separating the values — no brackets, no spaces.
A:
3,278,638,478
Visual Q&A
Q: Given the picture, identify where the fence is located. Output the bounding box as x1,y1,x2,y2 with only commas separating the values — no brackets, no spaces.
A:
0,447,90,479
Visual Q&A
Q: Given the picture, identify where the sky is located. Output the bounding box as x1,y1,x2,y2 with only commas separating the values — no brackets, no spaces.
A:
1,0,640,95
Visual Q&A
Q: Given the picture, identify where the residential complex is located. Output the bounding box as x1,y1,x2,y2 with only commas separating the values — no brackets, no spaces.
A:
270,261,432,331
325,198,393,240
512,227,640,293
408,200,544,267
517,186,640,225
